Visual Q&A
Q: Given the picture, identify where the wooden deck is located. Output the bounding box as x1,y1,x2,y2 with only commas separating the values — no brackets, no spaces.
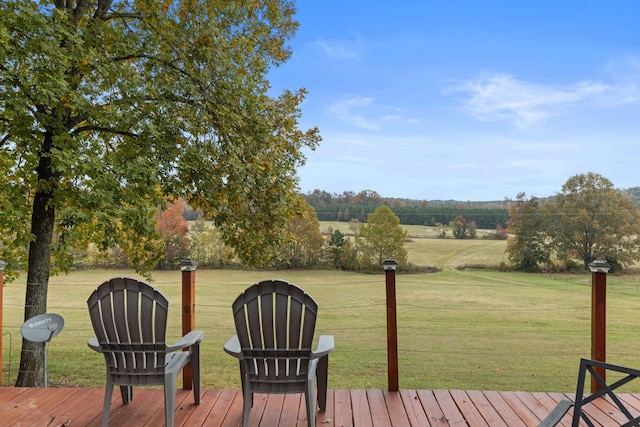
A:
1,386,638,426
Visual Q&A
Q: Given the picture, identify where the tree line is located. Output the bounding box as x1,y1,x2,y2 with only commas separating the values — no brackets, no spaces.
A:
189,202,411,272
305,189,510,229
312,204,509,230
70,173,640,275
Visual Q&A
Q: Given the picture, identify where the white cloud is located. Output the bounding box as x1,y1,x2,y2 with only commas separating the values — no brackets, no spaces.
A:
328,96,405,130
600,54,640,105
446,73,609,128
312,36,362,60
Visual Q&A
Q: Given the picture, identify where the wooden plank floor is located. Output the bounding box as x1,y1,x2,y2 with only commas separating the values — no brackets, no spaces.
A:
1,387,639,426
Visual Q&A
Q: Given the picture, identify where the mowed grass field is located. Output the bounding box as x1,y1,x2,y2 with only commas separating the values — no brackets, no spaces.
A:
319,220,509,268
3,223,640,393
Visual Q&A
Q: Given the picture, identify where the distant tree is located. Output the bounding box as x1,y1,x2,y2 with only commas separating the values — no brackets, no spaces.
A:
325,229,356,269
282,200,324,268
155,199,190,270
356,205,408,268
352,189,382,205
545,173,640,270
388,198,406,208
304,189,333,207
182,203,202,221
327,229,346,268
435,222,448,238
468,220,477,239
337,191,356,204
506,193,550,272
450,215,469,239
492,224,508,240
624,186,640,203
348,219,360,235
188,218,228,267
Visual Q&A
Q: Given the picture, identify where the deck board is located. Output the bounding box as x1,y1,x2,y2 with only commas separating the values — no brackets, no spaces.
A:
367,389,392,427
351,389,374,427
433,389,468,426
461,390,502,427
383,389,412,427
0,386,637,426
416,389,449,426
399,389,430,426
187,388,221,426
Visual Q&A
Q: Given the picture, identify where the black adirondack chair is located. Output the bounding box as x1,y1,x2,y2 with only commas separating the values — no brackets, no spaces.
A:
88,277,204,427
224,279,335,427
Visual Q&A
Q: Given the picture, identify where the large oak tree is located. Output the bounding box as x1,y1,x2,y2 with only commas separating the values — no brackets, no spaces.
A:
545,172,640,270
0,0,319,386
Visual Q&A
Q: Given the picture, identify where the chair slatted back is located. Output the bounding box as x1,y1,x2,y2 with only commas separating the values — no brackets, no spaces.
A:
232,280,318,394
87,277,169,386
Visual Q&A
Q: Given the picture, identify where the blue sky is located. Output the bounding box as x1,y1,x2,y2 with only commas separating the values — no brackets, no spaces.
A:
268,1,640,201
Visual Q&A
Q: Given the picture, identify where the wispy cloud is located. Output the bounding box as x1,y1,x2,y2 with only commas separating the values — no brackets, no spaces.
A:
446,73,609,128
328,96,404,130
312,35,363,60
600,54,640,105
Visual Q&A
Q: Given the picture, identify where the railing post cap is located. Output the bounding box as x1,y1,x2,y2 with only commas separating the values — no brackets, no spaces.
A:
382,259,398,271
180,259,198,271
588,260,610,274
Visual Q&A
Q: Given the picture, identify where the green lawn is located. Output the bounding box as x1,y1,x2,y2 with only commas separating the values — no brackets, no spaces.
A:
320,221,509,270
4,265,640,392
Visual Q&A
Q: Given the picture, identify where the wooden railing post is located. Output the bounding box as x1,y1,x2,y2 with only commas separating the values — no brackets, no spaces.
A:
180,259,198,390
588,260,610,393
383,259,399,392
0,260,5,387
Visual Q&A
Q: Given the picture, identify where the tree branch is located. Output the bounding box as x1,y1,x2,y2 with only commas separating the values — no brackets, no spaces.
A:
92,0,112,20
1,132,11,146
70,125,138,139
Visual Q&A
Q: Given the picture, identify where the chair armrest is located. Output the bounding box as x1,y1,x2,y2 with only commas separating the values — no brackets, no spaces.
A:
223,335,242,358
166,330,204,353
87,336,101,352
311,335,335,359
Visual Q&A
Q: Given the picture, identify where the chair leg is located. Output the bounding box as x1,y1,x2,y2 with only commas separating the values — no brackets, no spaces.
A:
316,355,329,412
571,359,589,427
242,378,252,427
120,385,132,404
164,373,178,427
306,380,316,427
102,382,114,427
190,344,201,405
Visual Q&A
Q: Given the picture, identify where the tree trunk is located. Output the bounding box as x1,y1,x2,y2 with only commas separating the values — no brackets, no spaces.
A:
15,130,57,387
